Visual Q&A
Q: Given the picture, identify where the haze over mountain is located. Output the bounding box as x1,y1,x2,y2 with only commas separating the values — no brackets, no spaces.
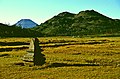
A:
34,10,120,36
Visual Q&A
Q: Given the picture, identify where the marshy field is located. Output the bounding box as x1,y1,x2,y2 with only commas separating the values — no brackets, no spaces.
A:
0,37,120,79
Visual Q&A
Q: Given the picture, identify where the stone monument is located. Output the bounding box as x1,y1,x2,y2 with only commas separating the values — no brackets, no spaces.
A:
23,38,46,66
33,38,46,66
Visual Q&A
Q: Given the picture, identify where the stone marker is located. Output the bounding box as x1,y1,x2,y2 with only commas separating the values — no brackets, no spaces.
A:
23,38,46,66
33,38,46,66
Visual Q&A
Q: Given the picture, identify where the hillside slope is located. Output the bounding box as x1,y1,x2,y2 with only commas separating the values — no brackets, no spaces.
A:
0,23,41,37
34,10,120,36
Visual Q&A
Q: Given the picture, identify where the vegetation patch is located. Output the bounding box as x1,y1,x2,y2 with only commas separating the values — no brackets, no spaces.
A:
0,37,120,79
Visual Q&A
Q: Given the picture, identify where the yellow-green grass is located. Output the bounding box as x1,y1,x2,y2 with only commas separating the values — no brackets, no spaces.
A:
0,37,120,79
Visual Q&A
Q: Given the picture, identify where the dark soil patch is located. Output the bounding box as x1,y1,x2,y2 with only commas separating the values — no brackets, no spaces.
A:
0,42,29,46
0,47,29,52
14,62,25,66
0,54,9,57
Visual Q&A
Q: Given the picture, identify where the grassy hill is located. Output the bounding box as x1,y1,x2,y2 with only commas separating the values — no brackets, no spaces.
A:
34,10,120,36
1,10,120,37
0,23,41,37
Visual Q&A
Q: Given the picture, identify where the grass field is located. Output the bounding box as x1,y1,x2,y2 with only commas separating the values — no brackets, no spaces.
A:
0,37,120,79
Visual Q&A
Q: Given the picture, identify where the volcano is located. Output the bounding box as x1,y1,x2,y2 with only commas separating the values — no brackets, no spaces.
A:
15,19,38,28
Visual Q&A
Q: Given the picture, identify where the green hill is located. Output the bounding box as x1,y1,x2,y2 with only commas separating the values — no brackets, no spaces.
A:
0,23,41,37
34,10,120,36
1,10,120,37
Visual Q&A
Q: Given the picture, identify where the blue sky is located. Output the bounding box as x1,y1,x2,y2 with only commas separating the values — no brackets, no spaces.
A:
0,0,120,25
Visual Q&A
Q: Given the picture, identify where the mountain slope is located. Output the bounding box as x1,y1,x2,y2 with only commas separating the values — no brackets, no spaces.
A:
34,10,120,36
15,19,38,28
